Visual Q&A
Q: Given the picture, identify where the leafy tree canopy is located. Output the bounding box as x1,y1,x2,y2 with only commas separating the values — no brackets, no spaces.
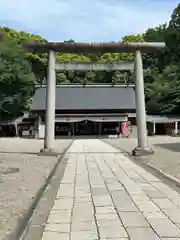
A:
0,35,35,120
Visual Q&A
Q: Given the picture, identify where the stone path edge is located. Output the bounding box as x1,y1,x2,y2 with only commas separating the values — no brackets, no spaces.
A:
102,139,180,194
147,162,180,189
3,140,74,240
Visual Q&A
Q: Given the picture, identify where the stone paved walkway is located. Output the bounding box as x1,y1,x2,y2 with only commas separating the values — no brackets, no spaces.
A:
41,139,180,240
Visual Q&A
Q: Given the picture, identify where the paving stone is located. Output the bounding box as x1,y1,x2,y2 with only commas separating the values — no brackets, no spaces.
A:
119,178,134,186
90,180,105,184
75,190,91,197
171,196,180,208
103,178,119,184
93,196,113,206
100,239,128,240
116,199,139,212
96,213,119,220
142,211,167,219
73,207,94,215
140,173,161,182
71,221,97,231
117,163,132,171
75,186,90,191
73,202,93,209
143,189,166,199
107,183,125,191
162,209,180,223
131,176,147,183
74,197,92,202
47,210,71,224
76,183,90,187
75,188,91,193
72,213,95,222
76,176,89,181
129,174,147,182
126,186,144,195
150,182,171,191
99,225,128,239
75,193,91,198
176,223,180,229
127,227,160,240
57,184,74,191
161,238,180,240
73,202,94,214
71,230,98,240
42,231,70,240
74,201,92,206
75,188,90,192
56,185,74,198
92,187,109,196
119,211,150,227
112,191,139,212
148,218,180,237
151,182,180,199
111,191,130,200
153,198,178,210
52,199,73,210
137,183,155,190
164,189,180,200
97,218,122,227
95,206,116,214
76,174,89,179
90,183,107,188
123,169,142,178
131,194,150,203
60,179,75,184
136,200,160,213
45,223,70,233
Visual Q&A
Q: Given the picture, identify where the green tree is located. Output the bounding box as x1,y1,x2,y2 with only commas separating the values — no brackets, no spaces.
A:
0,36,36,120
96,34,143,84
158,65,180,114
154,3,180,114
166,3,180,63
1,27,48,84
143,24,167,70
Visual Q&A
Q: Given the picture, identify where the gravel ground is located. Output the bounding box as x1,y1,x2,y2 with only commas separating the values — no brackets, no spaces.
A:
0,138,72,240
103,136,180,181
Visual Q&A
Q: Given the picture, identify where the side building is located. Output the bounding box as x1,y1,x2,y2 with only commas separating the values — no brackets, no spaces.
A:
31,84,137,138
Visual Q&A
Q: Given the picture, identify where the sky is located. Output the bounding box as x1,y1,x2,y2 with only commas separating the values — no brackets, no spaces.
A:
0,0,179,42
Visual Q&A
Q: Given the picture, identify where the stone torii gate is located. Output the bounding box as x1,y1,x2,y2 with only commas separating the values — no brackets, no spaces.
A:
26,42,166,156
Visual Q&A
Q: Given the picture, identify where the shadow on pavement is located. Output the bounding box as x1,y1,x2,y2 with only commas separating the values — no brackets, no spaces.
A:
0,150,69,155
0,151,39,155
54,135,116,139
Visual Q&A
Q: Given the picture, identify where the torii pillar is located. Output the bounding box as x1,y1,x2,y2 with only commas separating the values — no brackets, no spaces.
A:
40,50,58,155
132,50,153,156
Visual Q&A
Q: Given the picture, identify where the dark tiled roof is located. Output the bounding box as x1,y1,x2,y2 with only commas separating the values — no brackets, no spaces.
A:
31,85,136,111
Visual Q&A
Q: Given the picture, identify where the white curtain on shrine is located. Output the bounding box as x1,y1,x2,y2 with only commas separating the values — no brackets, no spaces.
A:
55,115,127,123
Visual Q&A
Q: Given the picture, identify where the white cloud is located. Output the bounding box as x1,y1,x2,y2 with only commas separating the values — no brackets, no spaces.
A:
0,0,178,41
